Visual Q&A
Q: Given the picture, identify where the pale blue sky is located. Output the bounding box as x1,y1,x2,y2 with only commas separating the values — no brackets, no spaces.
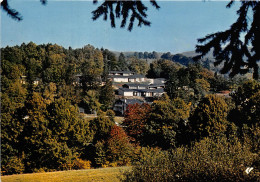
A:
1,1,240,53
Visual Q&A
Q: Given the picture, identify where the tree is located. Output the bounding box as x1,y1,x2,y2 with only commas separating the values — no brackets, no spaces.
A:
57,84,82,105
144,51,149,59
195,1,260,79
161,52,172,60
147,59,178,79
21,95,91,171
99,79,115,111
1,80,28,175
194,78,210,100
172,54,194,66
144,95,190,149
79,45,104,90
118,52,128,71
107,125,134,165
83,90,101,114
138,52,144,59
211,72,231,92
21,92,50,171
189,94,229,141
102,49,118,71
47,98,91,148
89,115,114,143
43,82,57,104
122,103,152,143
128,57,149,75
228,80,260,128
42,44,67,84
152,51,160,59
21,42,44,83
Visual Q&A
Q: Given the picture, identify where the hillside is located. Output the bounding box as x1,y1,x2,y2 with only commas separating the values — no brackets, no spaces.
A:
180,49,215,60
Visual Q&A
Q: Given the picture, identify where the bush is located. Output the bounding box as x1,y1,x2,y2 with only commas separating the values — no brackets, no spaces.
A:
122,147,174,181
122,137,259,182
1,156,25,175
73,158,92,169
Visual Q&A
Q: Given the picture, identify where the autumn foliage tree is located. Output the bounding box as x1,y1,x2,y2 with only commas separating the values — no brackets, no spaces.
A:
107,125,134,166
123,103,151,143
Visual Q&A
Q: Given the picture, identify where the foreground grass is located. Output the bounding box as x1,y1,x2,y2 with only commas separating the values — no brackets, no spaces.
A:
1,166,131,182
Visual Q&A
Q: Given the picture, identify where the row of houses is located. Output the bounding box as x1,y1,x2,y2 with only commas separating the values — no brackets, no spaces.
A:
117,84,165,98
110,71,166,115
108,71,166,84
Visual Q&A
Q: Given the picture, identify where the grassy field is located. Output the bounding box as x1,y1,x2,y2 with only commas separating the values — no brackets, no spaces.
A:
1,166,131,182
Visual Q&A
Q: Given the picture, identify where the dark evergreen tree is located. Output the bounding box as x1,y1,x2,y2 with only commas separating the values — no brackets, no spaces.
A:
195,1,260,79
144,51,149,59
161,52,172,60
152,51,160,59
118,52,128,71
99,80,115,111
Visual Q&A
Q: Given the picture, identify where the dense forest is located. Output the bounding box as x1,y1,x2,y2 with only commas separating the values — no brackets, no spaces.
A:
1,42,259,181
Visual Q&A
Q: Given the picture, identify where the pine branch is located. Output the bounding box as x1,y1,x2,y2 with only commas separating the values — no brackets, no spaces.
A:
1,0,22,21
92,0,160,31
195,1,260,79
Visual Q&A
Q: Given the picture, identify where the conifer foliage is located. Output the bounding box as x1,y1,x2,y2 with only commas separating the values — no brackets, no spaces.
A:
195,1,260,79
92,0,160,31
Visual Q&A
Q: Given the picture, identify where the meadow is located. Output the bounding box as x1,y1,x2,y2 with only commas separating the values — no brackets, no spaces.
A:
1,167,130,182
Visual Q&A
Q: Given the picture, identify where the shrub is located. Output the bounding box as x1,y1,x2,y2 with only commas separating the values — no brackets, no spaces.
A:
1,156,25,175
122,147,174,181
73,158,91,169
122,137,259,182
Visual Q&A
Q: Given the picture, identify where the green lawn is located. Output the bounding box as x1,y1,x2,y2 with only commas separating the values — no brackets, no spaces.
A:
1,166,131,182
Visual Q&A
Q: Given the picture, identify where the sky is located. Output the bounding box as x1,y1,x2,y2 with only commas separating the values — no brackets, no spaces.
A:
1,0,240,54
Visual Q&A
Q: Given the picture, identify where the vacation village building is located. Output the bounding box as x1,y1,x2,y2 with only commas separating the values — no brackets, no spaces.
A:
109,71,166,115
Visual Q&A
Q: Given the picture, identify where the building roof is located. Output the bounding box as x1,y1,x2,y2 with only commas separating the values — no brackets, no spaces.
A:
119,88,164,93
129,74,145,78
138,88,164,93
120,99,144,105
109,74,145,79
123,83,164,88
152,78,166,84
109,75,129,78
123,83,149,88
109,71,134,74
118,88,135,92
148,84,165,87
